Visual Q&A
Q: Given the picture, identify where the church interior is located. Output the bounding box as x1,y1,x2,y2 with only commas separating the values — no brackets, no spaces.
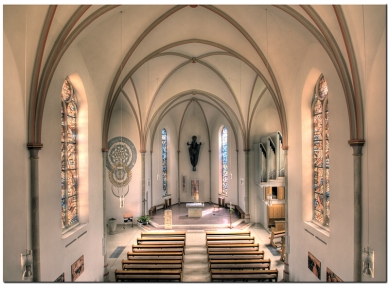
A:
3,4,387,282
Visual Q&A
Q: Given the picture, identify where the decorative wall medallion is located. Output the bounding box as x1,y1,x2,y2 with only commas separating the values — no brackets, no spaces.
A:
106,137,137,172
106,137,136,206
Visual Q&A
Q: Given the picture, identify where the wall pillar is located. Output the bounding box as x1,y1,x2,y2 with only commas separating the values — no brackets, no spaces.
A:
141,151,146,215
244,149,250,222
209,150,212,203
27,143,43,282
283,148,289,282
177,151,180,203
236,150,239,207
150,151,153,207
349,140,364,282
101,150,109,281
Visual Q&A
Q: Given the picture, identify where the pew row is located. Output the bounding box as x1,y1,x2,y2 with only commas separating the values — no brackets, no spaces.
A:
205,230,251,236
269,230,285,248
207,243,260,251
122,259,183,270
209,258,271,270
137,237,185,245
210,269,278,282
140,231,186,238
127,251,184,260
208,250,265,260
132,244,184,253
115,269,181,282
206,236,255,244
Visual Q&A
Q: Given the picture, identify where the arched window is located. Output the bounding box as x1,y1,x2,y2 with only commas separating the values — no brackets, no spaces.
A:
312,75,330,227
61,78,79,231
162,128,167,197
221,126,228,195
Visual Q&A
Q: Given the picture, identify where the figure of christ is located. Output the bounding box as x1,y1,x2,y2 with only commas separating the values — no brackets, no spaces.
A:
187,136,202,171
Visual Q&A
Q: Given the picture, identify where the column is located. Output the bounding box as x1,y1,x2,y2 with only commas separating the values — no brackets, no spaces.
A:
283,148,289,282
244,149,250,222
141,151,146,215
236,150,239,206
177,150,180,204
102,150,109,281
149,151,153,209
209,150,212,203
349,140,364,282
27,143,43,282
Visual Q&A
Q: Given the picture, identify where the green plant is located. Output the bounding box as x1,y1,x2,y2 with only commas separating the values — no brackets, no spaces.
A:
137,215,150,224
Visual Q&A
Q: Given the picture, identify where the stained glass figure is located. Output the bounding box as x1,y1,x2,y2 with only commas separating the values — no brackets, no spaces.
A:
162,128,167,197
313,75,330,227
221,126,228,195
61,78,78,230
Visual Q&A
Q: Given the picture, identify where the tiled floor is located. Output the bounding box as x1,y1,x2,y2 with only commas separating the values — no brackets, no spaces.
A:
106,202,285,282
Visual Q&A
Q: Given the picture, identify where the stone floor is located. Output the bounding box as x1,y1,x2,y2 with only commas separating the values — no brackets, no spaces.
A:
106,203,285,282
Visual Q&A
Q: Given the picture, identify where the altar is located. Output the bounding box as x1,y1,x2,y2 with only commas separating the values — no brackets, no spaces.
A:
186,202,204,217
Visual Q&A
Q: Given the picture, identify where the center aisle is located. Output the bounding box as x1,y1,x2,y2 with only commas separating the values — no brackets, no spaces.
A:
181,230,211,282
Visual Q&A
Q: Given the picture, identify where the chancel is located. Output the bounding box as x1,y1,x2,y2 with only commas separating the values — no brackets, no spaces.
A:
3,4,386,283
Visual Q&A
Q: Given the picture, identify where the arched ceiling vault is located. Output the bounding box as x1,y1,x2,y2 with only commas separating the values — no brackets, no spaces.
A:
25,4,366,152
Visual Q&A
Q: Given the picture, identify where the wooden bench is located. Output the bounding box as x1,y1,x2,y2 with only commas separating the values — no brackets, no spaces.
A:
208,250,265,261
122,259,183,270
269,229,285,248
209,258,271,270
210,269,278,282
148,206,156,217
207,243,260,251
141,231,186,238
132,244,184,253
206,236,255,244
234,205,245,219
115,269,181,282
127,251,184,260
148,203,165,217
205,230,251,236
137,237,185,245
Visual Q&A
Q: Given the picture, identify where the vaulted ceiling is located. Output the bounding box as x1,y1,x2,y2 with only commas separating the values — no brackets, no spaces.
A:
7,5,381,151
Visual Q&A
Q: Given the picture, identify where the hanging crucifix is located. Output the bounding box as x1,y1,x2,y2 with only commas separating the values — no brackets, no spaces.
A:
187,136,202,171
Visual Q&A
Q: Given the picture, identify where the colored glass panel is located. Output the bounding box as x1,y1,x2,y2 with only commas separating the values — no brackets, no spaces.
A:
67,144,77,169
67,101,77,117
314,114,323,141
61,79,78,230
61,79,72,101
313,76,330,228
162,128,167,197
221,126,228,195
318,77,328,100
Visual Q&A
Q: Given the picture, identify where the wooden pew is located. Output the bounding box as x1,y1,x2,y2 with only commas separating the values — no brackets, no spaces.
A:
269,229,285,248
206,236,255,244
209,258,271,270
234,205,246,219
148,206,156,217
205,230,251,236
137,237,186,246
208,250,265,261
155,203,165,211
207,243,260,251
122,259,183,270
115,269,181,282
127,251,184,260
210,269,278,282
132,244,184,253
140,231,186,238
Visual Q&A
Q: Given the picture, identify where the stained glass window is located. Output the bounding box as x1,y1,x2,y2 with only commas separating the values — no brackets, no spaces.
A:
162,128,167,197
221,126,228,195
313,76,330,227
61,78,78,230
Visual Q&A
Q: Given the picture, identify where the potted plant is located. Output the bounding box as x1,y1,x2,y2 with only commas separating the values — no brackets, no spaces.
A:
137,215,150,225
108,218,117,235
